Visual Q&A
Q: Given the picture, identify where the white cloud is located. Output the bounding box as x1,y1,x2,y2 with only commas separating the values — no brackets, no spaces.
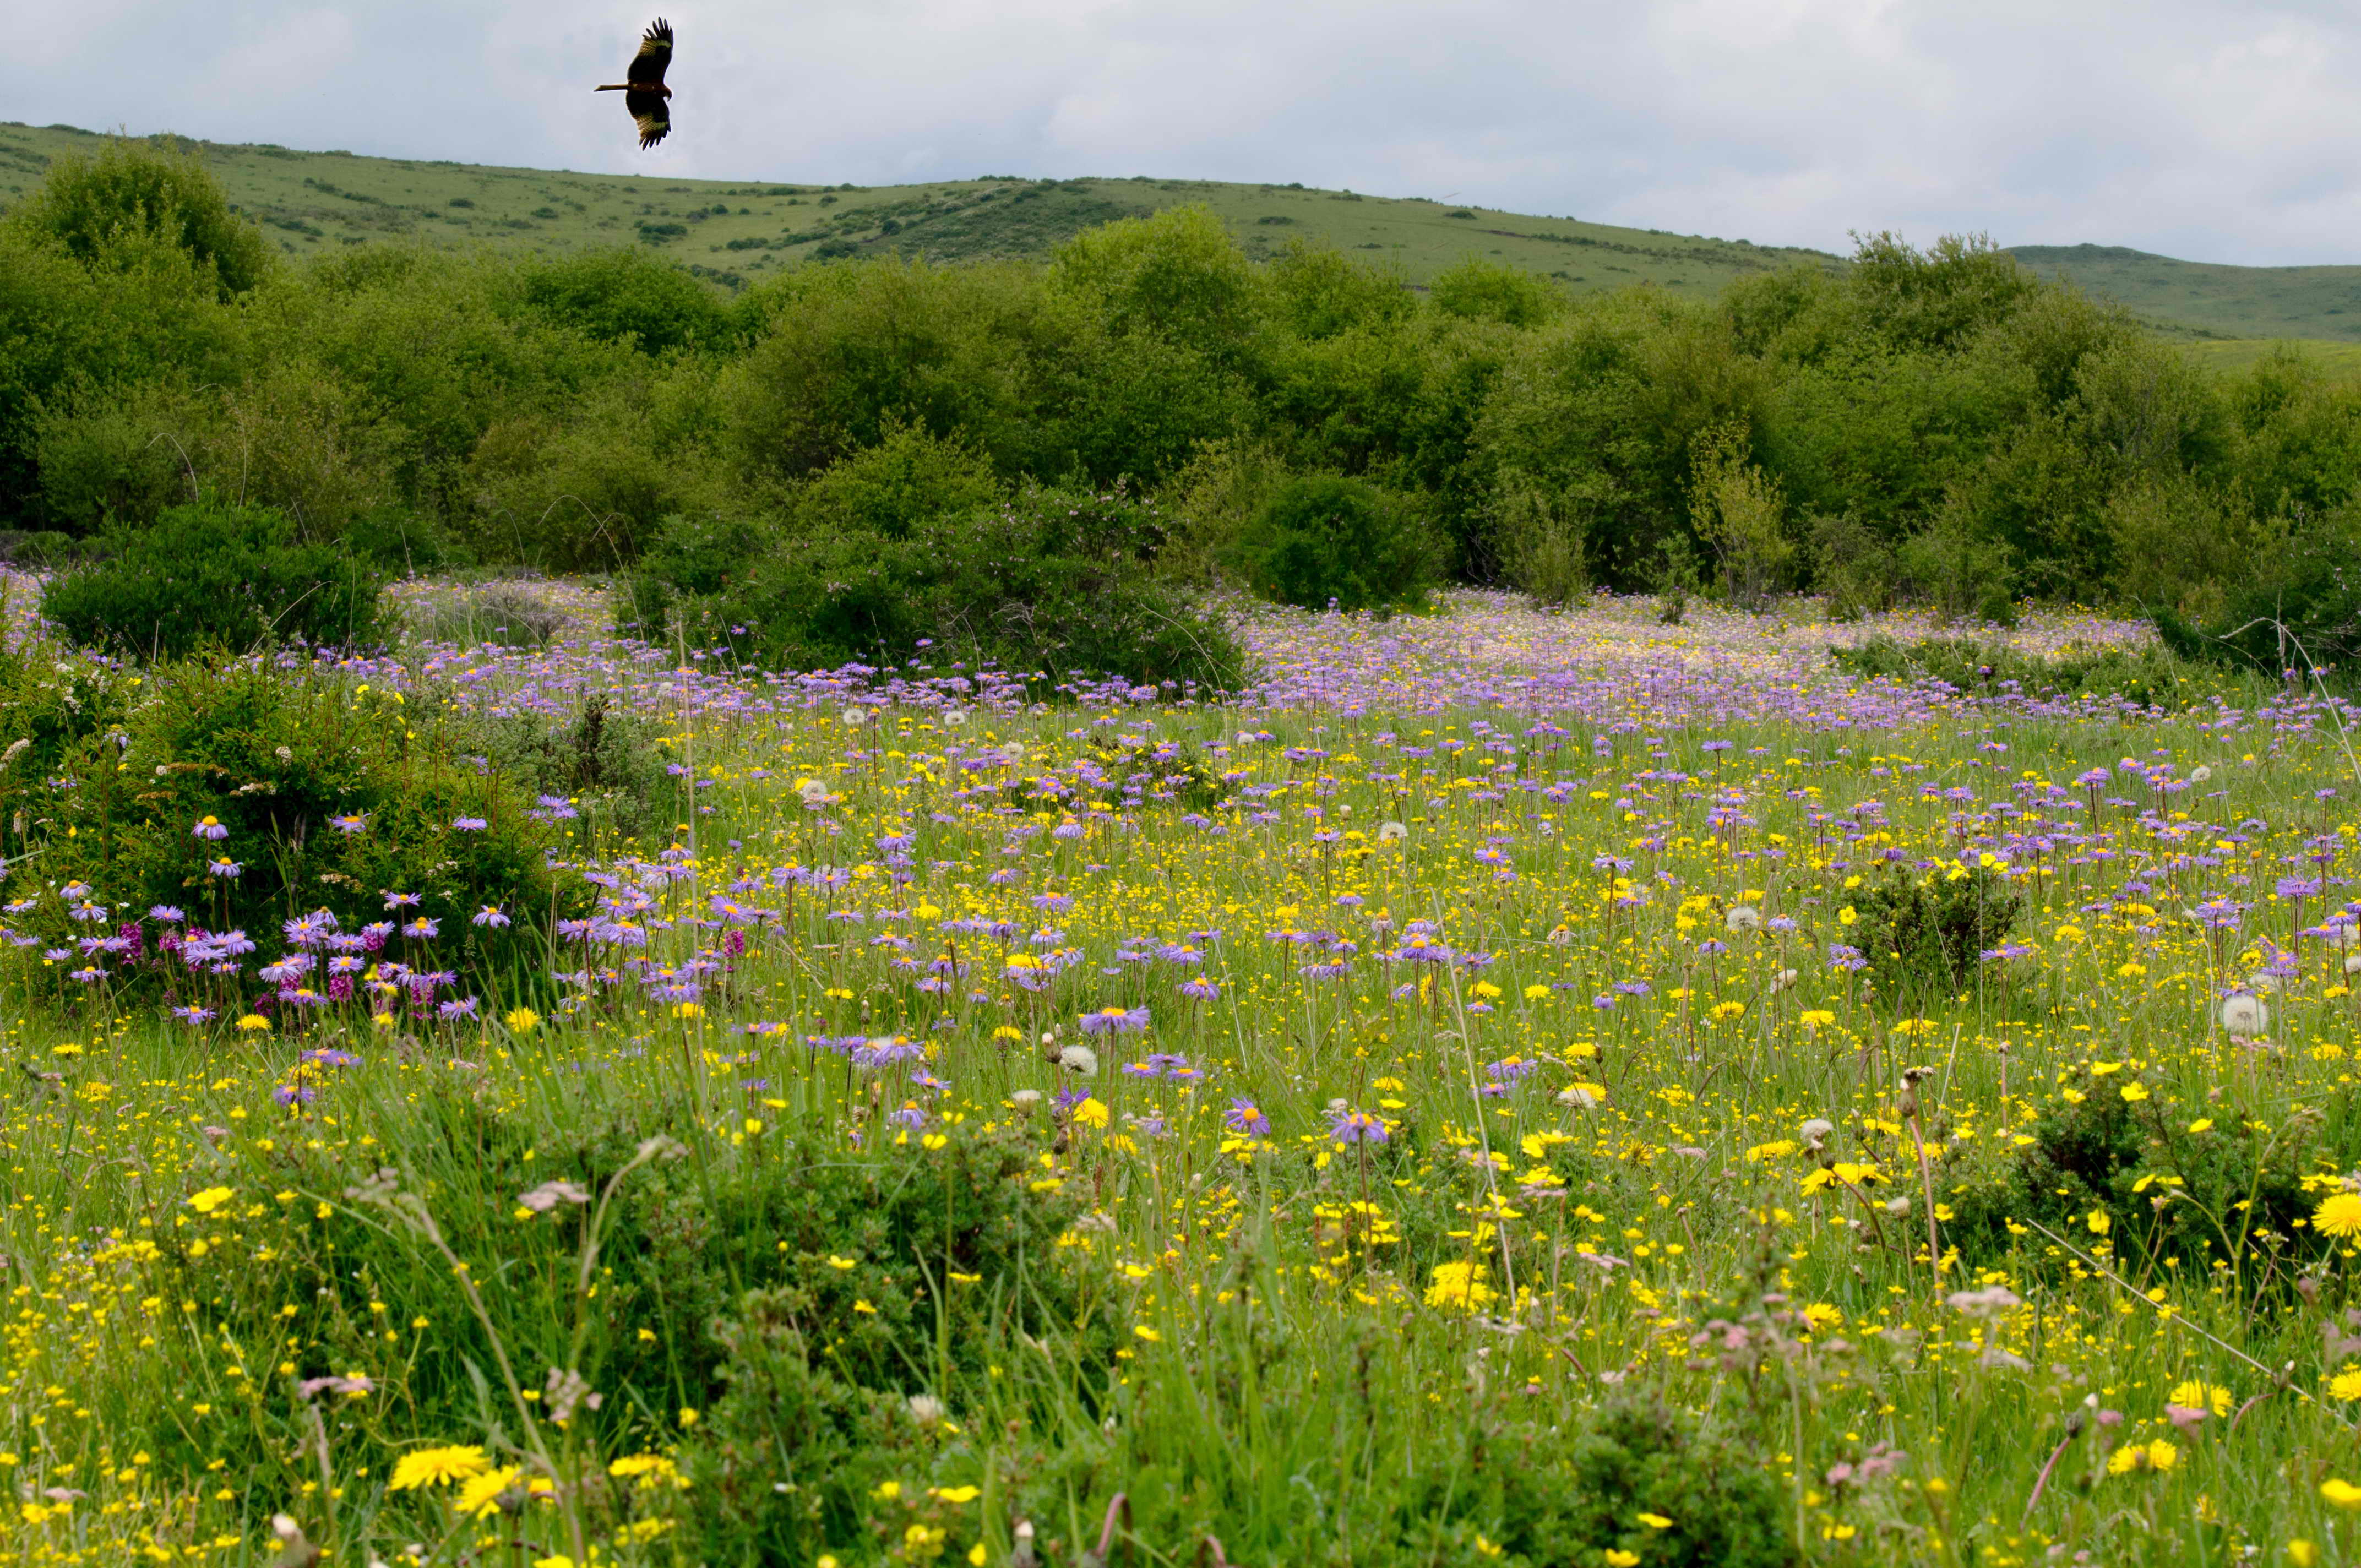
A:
14,0,2361,263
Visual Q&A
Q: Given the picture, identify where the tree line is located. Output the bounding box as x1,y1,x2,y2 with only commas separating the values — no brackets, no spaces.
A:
5,137,2357,656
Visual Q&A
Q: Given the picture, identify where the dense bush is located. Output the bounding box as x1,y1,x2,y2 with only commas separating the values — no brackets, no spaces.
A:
463,692,677,848
2153,521,2361,677
1941,1067,2361,1281
1847,864,2024,1000
518,246,730,351
13,140,2361,630
1232,473,1440,613
6,135,271,297
1829,635,2201,707
41,500,385,658
666,487,1250,691
0,653,569,987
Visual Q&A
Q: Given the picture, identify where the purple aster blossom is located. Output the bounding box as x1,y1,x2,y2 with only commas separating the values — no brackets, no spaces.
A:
852,1037,927,1070
451,816,489,831
206,858,242,879
1178,976,1222,1001
436,996,481,1020
274,1083,317,1107
1078,1005,1152,1035
149,905,185,923
192,815,229,841
170,1004,215,1025
329,813,369,835
471,906,512,928
1327,1108,1389,1145
402,917,440,940
887,1102,930,1130
1224,1098,1271,1136
283,910,338,949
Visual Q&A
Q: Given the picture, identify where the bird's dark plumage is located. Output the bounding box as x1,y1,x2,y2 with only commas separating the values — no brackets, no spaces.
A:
594,18,674,150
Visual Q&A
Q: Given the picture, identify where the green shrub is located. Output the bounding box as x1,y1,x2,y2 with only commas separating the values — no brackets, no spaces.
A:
1940,1069,2359,1282
1428,257,1562,329
670,488,1249,692
2153,525,2361,678
1489,477,1588,607
1810,515,1897,620
463,692,676,848
1895,512,2018,627
1848,864,2024,1000
1233,473,1438,613
41,500,385,658
0,656,568,988
6,136,271,298
519,247,728,352
1827,635,2206,709
791,423,1004,542
1549,1397,1800,1568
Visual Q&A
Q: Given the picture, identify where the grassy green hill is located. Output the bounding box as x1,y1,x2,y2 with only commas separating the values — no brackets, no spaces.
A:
0,119,1833,298
14,120,2361,372
2006,243,2361,344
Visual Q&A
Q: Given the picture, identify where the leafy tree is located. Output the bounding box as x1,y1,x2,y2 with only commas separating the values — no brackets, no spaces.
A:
1266,238,1415,340
1687,423,1793,608
1049,205,1270,369
1233,473,1439,613
791,422,1003,540
42,500,384,658
1846,231,2036,353
7,137,270,298
520,247,728,352
1429,256,1562,329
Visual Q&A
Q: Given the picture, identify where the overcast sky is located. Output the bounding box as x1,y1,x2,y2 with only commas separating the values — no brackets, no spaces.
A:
20,0,2361,265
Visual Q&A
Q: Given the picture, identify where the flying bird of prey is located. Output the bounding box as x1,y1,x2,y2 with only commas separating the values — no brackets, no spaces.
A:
595,18,674,149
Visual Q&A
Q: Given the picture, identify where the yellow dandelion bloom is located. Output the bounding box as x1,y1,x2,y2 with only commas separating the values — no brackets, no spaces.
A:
2331,1368,2361,1402
503,1008,541,1035
1424,1259,1498,1312
388,1444,491,1491
2314,1193,2361,1239
455,1464,521,1517
2170,1381,2234,1417
234,1014,270,1033
2322,1477,2361,1510
188,1186,233,1215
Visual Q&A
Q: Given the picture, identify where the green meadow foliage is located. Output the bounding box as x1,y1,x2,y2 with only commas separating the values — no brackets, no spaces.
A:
11,141,2361,645
40,500,385,659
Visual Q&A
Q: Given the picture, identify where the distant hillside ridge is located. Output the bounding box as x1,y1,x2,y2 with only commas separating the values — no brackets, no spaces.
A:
2006,243,2361,344
12,119,2359,350
0,119,1834,299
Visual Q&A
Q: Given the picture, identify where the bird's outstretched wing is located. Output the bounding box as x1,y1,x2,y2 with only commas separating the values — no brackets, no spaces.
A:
627,18,672,86
625,90,671,149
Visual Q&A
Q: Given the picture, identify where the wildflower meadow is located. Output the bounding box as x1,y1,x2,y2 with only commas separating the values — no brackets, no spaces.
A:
8,583,2361,1568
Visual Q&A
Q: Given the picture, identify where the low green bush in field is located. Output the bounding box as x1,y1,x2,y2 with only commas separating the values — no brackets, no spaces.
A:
1233,473,1441,614
1829,635,2206,707
42,500,385,659
0,654,567,990
660,487,1249,692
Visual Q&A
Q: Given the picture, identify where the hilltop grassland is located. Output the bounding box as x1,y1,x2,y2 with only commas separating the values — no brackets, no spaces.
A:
16,121,2361,377
0,119,1834,299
